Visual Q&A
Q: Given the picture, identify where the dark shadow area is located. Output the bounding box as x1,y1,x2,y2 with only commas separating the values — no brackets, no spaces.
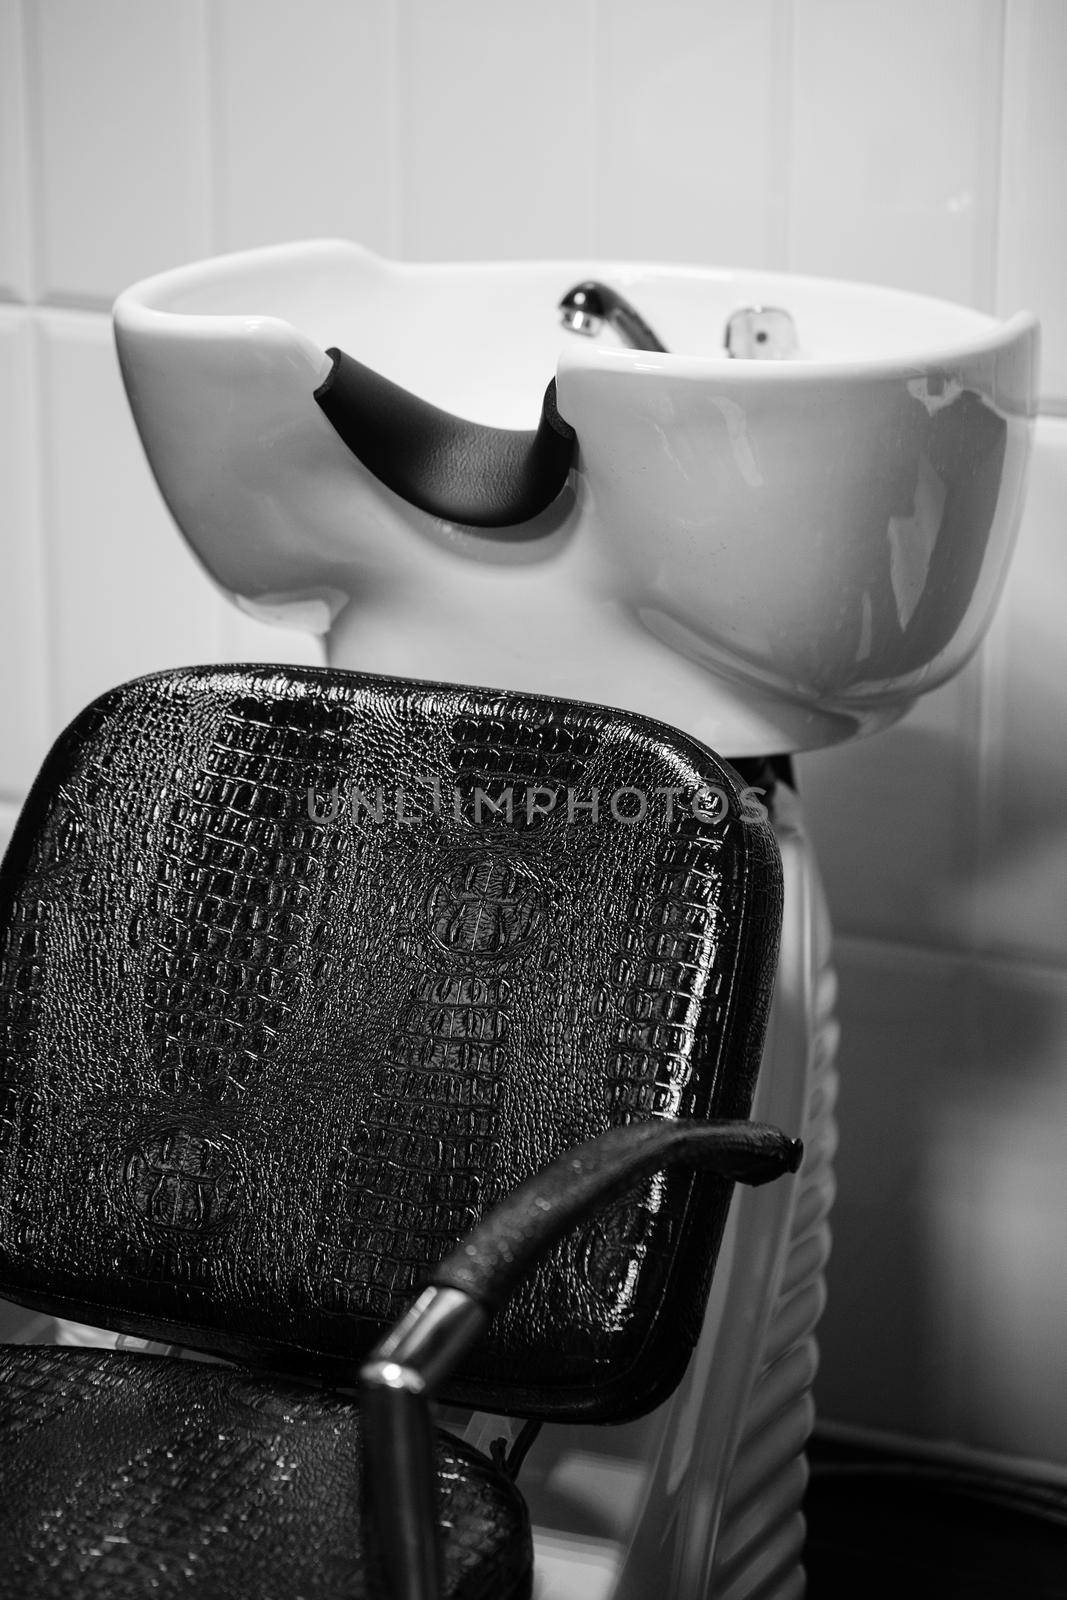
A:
804,1432,1067,1598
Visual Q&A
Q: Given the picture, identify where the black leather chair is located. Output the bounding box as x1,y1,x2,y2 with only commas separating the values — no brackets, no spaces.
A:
0,665,800,1600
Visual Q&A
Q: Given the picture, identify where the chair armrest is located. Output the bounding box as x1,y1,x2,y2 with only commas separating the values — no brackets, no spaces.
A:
358,1118,802,1600
428,1117,800,1312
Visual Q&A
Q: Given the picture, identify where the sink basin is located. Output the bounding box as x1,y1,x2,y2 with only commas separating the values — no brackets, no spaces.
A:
113,240,1038,756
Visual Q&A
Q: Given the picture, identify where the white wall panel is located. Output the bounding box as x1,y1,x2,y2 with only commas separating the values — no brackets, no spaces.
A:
0,1,32,301
28,0,211,304
788,0,1004,306
397,0,595,260
997,0,1067,406
815,937,972,1443
211,0,397,256
798,666,984,950
819,938,1067,1459
594,0,789,267
0,313,49,795
973,418,1067,965
36,311,222,728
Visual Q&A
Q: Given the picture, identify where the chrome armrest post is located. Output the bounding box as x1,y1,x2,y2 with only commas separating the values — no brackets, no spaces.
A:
359,1288,488,1600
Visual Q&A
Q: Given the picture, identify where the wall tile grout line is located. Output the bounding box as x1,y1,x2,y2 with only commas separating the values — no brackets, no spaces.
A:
386,0,404,259
832,928,1067,986
196,0,232,668
953,662,987,958
780,0,801,274
13,0,54,765
32,291,116,314
587,0,601,258
17,0,42,307
395,0,413,260
987,0,1010,315
995,0,1027,332
769,0,797,272
200,0,224,258
995,0,1067,406
0,56,21,290
27,311,60,748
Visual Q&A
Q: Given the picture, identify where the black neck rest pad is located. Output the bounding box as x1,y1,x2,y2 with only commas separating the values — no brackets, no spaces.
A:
314,349,576,529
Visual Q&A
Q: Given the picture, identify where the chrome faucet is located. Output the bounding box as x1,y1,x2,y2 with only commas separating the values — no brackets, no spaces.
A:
557,281,667,352
559,280,799,360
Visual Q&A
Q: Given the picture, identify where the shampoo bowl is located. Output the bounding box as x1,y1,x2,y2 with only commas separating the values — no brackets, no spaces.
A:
113,240,1038,756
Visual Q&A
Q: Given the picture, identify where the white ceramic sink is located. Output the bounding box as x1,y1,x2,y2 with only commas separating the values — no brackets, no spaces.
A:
113,240,1038,756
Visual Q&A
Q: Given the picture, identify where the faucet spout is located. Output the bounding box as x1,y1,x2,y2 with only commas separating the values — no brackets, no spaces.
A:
558,281,667,353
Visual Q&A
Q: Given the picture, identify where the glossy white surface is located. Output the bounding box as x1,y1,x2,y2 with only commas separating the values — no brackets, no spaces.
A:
114,240,1037,757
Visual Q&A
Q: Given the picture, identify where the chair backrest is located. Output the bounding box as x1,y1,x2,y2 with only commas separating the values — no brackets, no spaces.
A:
0,666,781,1422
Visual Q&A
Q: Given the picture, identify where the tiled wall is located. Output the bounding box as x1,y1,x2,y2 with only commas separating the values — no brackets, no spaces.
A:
1,0,1065,1464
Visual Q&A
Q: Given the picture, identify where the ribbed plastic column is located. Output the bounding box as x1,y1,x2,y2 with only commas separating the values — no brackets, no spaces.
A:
612,786,838,1600
709,901,838,1599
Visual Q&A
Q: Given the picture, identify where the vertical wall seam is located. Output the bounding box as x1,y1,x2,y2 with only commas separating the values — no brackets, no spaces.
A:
16,0,55,750
193,0,217,259
769,0,796,271
195,0,230,662
26,313,57,749
966,0,1005,949
389,0,405,258
971,0,1016,956
19,0,43,304
980,0,1010,312
588,0,600,257
777,0,799,272
993,0,1023,319
201,0,224,257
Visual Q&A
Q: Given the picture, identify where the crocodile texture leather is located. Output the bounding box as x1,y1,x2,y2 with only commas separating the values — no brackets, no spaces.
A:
0,665,782,1422
0,1344,531,1600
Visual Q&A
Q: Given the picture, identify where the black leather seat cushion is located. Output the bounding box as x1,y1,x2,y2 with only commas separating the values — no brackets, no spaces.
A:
0,1344,532,1600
